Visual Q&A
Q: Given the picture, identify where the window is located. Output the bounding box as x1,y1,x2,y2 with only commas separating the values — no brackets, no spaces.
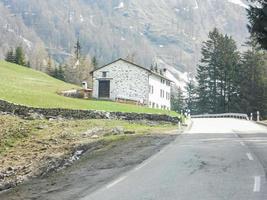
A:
161,79,165,84
160,89,165,98
149,85,154,94
102,71,107,78
166,92,170,100
166,81,170,86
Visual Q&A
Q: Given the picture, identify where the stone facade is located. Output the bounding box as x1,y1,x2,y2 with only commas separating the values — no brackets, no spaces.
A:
0,99,180,124
92,59,149,104
92,59,172,110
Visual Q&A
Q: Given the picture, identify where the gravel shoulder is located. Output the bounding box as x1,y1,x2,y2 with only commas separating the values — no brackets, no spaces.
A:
0,134,178,200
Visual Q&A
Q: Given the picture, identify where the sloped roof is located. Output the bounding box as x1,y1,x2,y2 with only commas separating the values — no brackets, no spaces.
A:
92,58,172,82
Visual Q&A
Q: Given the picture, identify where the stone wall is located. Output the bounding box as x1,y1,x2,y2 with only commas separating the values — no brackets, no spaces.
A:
92,59,150,104
0,99,180,124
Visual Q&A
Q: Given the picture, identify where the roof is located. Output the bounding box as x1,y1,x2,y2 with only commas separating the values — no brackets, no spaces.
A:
91,58,173,82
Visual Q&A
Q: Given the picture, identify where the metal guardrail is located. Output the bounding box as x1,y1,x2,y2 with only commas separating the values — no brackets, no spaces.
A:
191,113,249,120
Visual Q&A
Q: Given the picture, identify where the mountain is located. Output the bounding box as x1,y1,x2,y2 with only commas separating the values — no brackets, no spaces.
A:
0,0,249,84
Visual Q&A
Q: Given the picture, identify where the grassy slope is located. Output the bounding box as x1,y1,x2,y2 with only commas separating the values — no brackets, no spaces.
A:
0,61,177,116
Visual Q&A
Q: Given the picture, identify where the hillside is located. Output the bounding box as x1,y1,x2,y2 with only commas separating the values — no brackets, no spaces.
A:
0,61,176,115
0,0,249,83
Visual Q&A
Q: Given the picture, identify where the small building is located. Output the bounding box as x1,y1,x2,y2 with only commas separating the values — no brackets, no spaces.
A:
91,58,172,110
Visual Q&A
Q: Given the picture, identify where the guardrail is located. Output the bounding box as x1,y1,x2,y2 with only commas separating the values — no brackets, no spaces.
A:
191,113,249,120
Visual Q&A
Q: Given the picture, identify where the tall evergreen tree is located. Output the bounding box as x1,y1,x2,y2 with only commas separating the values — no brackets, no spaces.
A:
247,0,267,50
91,56,98,69
195,28,241,114
171,86,185,113
185,79,197,114
5,49,15,63
74,38,82,60
57,65,65,81
15,46,26,66
240,46,267,118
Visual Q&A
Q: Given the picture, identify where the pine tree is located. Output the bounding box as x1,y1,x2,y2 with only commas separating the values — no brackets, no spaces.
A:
91,56,98,70
171,86,185,113
5,49,15,63
185,79,197,114
15,46,26,66
46,56,54,76
57,65,65,81
247,1,267,50
195,28,241,114
239,46,267,118
74,38,82,60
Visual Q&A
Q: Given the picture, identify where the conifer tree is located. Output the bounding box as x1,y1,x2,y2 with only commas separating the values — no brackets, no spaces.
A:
15,46,26,66
5,49,15,63
247,0,267,50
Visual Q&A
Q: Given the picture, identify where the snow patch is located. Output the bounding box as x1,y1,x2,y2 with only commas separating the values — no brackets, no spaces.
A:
19,35,32,48
114,2,124,9
227,0,248,8
80,14,84,23
193,0,199,9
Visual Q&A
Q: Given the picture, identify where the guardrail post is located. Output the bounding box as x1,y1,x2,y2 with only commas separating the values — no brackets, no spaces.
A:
257,111,260,122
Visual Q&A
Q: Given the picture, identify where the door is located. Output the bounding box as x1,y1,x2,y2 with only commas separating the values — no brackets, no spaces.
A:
98,80,110,98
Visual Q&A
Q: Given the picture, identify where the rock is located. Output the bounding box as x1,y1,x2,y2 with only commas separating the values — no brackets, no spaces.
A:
83,127,104,137
111,126,124,135
91,135,99,139
124,131,135,135
7,167,14,171
27,112,45,120
36,125,49,130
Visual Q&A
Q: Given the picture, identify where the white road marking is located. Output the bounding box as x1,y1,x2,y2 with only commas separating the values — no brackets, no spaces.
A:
240,141,245,146
106,176,127,189
246,153,254,161
253,176,261,192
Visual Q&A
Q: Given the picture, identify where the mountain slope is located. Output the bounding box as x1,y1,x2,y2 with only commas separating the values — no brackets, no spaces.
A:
0,0,249,80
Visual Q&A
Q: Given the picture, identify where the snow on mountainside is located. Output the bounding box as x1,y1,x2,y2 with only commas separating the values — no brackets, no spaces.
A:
0,0,249,86
228,0,249,8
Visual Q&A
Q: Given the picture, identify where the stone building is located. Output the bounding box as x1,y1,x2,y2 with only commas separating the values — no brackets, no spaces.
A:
91,58,172,110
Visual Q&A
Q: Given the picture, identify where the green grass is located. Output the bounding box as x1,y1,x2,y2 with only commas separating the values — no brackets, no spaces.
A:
0,61,178,116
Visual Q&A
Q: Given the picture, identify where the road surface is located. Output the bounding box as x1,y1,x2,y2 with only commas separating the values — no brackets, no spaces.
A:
80,118,267,200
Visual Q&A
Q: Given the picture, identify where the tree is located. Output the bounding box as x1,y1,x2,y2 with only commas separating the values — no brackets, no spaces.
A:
15,46,26,66
239,45,267,118
74,38,82,60
46,56,54,76
195,28,241,114
247,1,267,50
185,79,197,114
5,49,15,63
57,65,65,81
91,56,98,69
171,86,185,113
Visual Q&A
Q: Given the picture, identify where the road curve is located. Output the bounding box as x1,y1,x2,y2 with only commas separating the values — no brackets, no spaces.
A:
80,118,267,200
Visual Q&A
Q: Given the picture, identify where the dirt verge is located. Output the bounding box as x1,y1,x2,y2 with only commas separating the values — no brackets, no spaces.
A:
0,133,178,200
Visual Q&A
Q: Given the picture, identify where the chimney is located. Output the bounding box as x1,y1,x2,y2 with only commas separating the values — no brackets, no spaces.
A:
82,81,88,90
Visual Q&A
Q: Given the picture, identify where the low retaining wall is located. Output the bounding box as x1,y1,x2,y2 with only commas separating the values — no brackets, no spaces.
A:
0,99,180,124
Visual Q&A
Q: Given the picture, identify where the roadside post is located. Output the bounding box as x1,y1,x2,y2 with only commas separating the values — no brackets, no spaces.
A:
257,111,260,122
250,113,253,121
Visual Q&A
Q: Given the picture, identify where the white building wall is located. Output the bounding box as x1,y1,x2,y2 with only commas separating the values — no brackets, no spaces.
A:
92,60,149,104
148,74,171,110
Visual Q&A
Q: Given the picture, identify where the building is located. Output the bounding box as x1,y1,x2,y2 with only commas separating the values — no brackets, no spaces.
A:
91,58,172,110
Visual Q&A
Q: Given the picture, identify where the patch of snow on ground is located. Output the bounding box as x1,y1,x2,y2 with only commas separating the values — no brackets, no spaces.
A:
19,35,32,48
193,0,199,9
114,2,124,9
80,14,84,22
227,0,248,8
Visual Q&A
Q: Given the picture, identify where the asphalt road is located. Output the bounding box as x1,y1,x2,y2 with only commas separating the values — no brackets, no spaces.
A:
80,118,267,200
